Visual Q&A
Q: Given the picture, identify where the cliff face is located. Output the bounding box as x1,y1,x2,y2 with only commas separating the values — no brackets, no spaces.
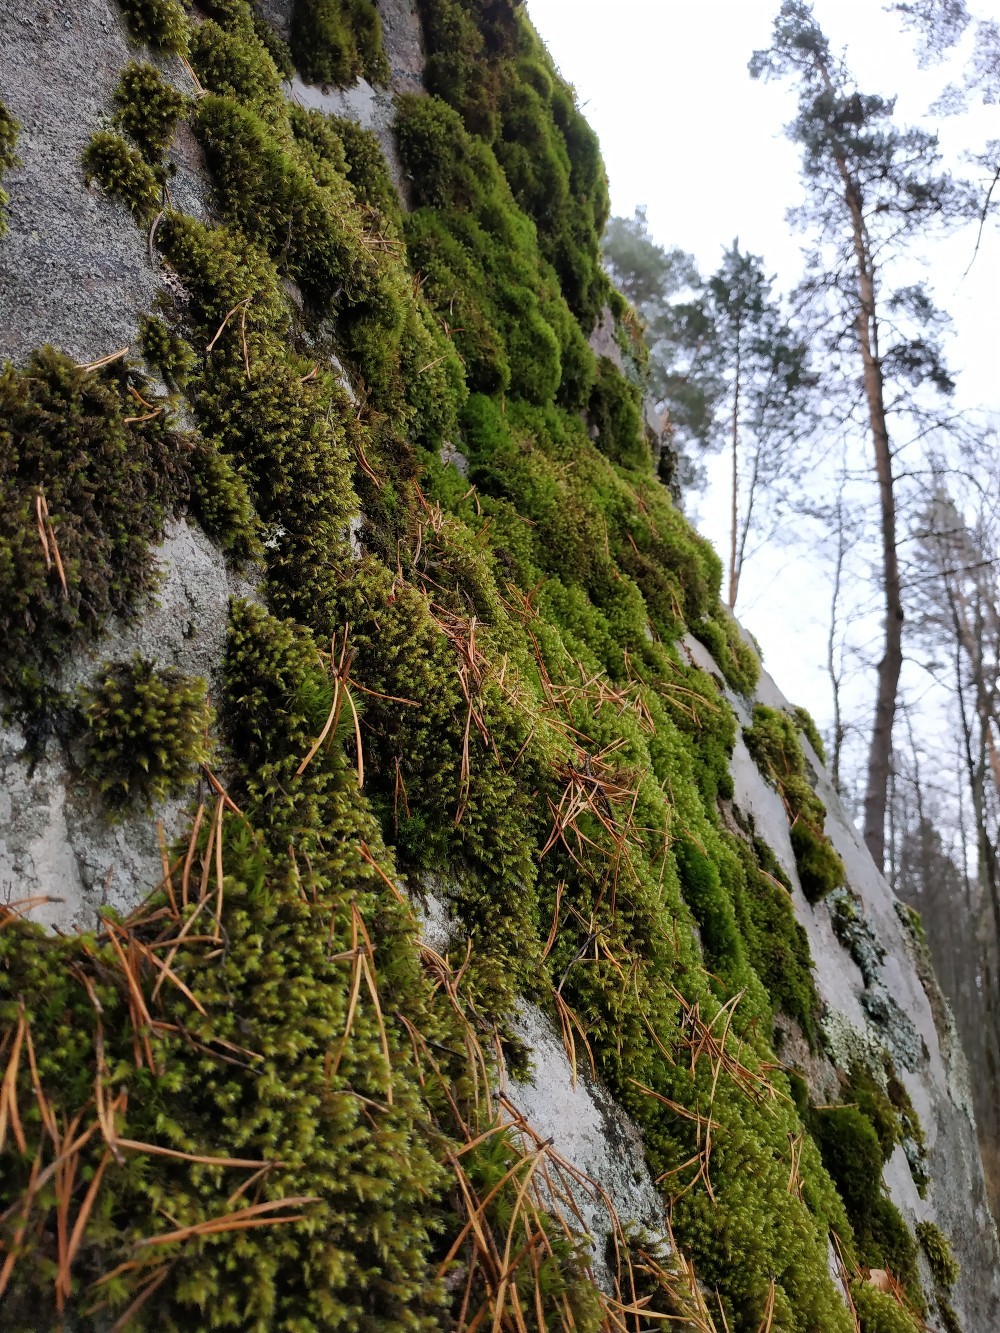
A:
0,3,997,1331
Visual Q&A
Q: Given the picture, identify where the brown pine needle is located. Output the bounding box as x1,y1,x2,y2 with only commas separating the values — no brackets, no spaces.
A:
136,1196,319,1248
106,1264,174,1333
114,1138,277,1169
0,1007,27,1153
57,1148,112,1307
205,297,251,353
76,346,129,372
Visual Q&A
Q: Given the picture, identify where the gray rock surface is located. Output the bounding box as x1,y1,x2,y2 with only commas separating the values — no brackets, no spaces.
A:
507,1004,667,1292
0,0,204,366
2,519,243,930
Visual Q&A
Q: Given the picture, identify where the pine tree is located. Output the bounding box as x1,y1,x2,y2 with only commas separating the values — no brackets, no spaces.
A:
751,0,979,870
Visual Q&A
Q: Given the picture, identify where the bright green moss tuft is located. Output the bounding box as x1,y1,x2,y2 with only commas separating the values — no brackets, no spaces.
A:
812,1103,921,1301
188,437,264,565
82,130,162,222
189,8,287,120
415,0,610,327
851,1283,925,1333
744,705,845,901
138,311,197,387
726,830,822,1048
77,656,212,811
117,0,189,53
290,0,390,88
112,61,189,162
916,1220,959,1289
396,93,590,408
0,97,20,239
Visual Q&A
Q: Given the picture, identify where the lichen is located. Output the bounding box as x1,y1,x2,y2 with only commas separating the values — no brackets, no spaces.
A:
76,656,212,812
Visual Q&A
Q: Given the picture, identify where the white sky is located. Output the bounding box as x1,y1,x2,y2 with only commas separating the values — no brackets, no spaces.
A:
525,0,1000,748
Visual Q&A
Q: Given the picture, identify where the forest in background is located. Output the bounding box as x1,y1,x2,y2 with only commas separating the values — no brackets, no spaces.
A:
601,0,1000,1217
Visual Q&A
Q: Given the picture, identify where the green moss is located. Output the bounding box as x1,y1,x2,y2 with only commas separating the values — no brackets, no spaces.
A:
290,0,390,87
138,312,197,387
916,1220,959,1289
744,705,845,901
851,1282,924,1333
396,93,592,408
792,702,827,763
77,656,212,811
188,437,264,565
0,97,20,239
82,130,161,222
113,61,189,162
117,0,189,53
727,831,822,1048
812,1103,921,1303
587,355,648,470
416,0,610,327
0,346,191,713
0,1,936,1326
190,8,287,120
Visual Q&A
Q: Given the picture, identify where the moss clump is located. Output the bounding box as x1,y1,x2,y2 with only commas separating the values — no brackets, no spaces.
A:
812,1103,921,1303
792,702,827,763
189,8,287,119
396,93,594,409
587,354,648,469
917,1220,961,1333
851,1282,925,1333
290,0,390,87
416,0,611,327
188,437,265,565
916,1220,959,1289
0,97,20,239
112,61,189,162
82,130,162,222
0,346,191,713
117,0,189,53
77,656,212,811
727,831,822,1048
138,311,197,387
744,705,845,901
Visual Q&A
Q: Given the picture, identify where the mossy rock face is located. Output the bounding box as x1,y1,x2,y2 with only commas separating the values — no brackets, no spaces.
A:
0,0,939,1327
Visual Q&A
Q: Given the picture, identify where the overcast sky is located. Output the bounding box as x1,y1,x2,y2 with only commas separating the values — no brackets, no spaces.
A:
525,0,1000,734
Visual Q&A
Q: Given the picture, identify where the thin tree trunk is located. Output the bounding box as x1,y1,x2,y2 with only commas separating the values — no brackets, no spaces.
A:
813,52,902,871
728,339,742,610
844,178,901,873
827,473,847,794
